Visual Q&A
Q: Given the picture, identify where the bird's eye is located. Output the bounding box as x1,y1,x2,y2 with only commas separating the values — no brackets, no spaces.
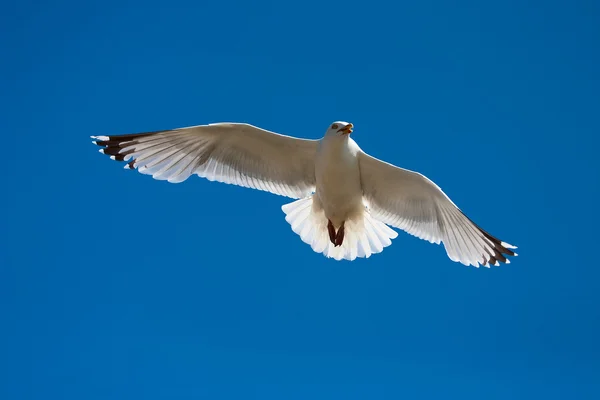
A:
331,124,339,130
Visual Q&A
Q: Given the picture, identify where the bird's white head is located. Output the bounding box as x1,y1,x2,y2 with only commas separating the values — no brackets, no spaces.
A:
325,121,354,138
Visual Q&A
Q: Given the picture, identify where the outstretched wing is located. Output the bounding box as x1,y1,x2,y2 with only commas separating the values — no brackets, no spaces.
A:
92,123,318,199
359,151,517,267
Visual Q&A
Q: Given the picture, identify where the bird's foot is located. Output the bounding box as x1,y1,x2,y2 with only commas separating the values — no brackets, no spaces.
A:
327,219,336,245
334,222,345,247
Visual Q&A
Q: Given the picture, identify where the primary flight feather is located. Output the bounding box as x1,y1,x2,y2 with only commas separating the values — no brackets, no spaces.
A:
92,121,517,266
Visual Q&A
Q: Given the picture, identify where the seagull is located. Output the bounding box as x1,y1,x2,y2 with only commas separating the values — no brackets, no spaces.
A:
91,121,517,266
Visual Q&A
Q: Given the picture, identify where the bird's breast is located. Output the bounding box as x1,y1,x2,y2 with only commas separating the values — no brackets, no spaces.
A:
314,138,363,224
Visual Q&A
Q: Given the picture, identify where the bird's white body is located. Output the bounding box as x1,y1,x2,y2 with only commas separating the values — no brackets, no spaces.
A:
92,120,517,266
282,125,400,261
314,135,363,228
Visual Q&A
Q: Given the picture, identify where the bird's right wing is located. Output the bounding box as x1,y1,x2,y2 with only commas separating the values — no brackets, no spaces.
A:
358,151,517,267
92,123,318,199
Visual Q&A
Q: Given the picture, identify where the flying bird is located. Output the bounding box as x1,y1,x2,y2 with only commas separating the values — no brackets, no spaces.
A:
92,121,517,266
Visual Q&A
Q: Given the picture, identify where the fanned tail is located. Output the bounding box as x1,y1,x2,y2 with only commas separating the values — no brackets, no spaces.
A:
282,196,398,261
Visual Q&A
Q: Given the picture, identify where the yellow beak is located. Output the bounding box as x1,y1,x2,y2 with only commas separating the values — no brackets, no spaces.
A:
337,123,354,135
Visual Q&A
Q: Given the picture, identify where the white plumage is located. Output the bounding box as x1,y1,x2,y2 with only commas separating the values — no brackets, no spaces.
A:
92,121,517,267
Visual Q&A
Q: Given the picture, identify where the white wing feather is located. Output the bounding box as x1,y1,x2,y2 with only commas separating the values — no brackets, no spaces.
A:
92,123,318,199
358,151,517,267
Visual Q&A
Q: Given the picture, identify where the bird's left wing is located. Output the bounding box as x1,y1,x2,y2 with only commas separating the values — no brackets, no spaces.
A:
92,123,318,199
358,151,517,267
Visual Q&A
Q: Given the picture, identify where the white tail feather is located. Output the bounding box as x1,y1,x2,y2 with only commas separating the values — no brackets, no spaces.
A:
282,196,398,261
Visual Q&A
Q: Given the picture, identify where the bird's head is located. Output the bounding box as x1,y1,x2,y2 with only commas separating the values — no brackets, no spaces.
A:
325,121,354,137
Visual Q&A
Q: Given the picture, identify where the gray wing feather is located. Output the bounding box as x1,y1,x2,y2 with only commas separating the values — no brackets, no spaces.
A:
92,123,318,199
358,151,517,267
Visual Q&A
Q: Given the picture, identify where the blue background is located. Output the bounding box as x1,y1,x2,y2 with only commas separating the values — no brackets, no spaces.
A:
2,0,599,398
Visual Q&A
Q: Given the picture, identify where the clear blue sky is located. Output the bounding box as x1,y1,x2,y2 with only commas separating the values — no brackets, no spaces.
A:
1,0,599,398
